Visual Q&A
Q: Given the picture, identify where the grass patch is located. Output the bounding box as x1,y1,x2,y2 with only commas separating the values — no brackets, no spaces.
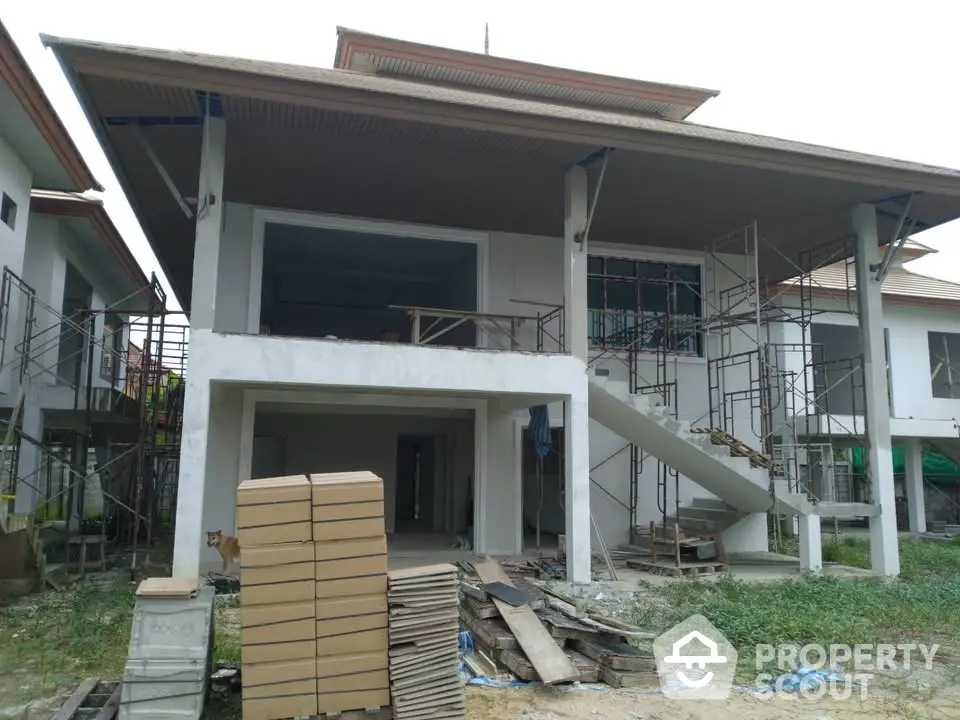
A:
0,583,135,703
633,538,960,677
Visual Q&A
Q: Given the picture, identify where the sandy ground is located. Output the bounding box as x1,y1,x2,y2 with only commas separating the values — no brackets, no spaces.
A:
465,681,960,720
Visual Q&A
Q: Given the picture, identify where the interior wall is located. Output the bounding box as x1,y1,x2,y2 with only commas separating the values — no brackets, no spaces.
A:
252,410,474,534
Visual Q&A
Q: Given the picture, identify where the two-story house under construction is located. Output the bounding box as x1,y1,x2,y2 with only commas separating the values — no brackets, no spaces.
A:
47,28,960,580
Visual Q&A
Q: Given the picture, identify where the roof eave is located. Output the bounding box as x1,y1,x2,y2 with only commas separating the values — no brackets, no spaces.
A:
42,38,960,200
43,35,186,313
30,193,155,307
0,22,102,192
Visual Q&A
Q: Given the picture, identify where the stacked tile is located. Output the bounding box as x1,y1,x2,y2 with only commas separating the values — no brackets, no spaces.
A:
387,564,465,720
311,472,391,714
237,475,317,720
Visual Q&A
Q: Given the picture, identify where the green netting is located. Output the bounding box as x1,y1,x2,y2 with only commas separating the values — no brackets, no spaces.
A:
851,446,960,486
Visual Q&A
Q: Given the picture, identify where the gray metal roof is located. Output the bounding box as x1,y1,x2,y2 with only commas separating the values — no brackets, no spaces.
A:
41,35,960,183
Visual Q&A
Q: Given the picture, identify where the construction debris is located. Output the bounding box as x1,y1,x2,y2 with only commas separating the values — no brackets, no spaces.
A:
459,558,657,688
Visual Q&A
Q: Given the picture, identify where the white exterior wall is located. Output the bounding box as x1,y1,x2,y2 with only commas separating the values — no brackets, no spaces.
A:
783,292,960,434
184,208,766,560
0,136,33,395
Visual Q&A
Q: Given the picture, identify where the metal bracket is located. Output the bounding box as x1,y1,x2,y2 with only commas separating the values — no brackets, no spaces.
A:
574,147,615,249
133,126,194,220
873,192,917,280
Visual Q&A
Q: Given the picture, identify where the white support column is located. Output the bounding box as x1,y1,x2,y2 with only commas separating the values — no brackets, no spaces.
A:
189,116,226,331
903,438,926,534
564,379,591,583
564,166,588,360
853,203,900,577
172,376,211,577
798,513,823,573
13,399,42,514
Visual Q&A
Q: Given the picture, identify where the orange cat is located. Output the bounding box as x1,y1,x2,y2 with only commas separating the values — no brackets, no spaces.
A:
206,530,241,573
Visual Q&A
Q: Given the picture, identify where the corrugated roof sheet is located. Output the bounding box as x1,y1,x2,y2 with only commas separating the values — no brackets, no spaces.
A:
781,262,960,304
44,36,960,181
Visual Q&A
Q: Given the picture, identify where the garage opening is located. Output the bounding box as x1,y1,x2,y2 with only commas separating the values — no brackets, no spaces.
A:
251,404,476,554
260,223,478,345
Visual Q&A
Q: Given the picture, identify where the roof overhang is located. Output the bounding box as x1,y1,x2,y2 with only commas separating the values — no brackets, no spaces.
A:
30,190,154,311
42,35,960,312
334,27,718,121
0,21,100,191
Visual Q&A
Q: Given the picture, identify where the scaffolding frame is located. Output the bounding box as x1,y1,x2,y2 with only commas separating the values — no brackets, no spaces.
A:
0,267,187,556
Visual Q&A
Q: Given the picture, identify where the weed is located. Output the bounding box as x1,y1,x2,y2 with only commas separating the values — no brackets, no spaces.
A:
632,538,960,679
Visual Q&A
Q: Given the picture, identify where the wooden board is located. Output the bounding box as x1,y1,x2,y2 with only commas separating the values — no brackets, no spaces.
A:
52,677,99,720
570,637,657,672
599,665,659,689
499,649,599,683
472,559,578,684
135,577,199,598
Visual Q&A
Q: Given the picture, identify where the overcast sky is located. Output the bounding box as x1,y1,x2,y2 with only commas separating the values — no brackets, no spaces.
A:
4,0,959,308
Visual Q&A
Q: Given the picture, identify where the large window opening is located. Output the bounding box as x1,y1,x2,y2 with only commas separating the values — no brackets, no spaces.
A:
587,256,702,355
260,224,478,346
928,331,960,399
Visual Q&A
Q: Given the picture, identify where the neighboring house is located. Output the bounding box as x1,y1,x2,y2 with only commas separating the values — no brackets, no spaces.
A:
0,20,153,522
48,28,960,580
773,240,960,533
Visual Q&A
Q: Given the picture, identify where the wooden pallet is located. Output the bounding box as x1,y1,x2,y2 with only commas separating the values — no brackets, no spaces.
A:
690,427,771,469
52,678,120,720
625,559,728,577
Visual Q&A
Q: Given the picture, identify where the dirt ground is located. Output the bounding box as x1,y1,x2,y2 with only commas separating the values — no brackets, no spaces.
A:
464,680,960,720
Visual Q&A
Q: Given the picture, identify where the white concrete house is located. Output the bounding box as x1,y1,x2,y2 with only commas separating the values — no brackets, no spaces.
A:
47,28,960,581
0,20,152,524
773,239,960,535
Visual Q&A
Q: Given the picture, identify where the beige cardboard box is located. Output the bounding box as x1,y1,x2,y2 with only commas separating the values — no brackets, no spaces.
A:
242,600,316,663
316,688,391,715
311,473,385,541
315,574,387,600
315,594,388,621
240,543,315,606
316,627,388,656
242,658,317,719
317,653,389,698
314,555,386,582
314,536,386,563
313,517,385,542
316,652,391,714
238,475,312,546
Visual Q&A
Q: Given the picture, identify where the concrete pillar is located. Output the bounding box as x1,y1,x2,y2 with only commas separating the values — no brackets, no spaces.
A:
798,513,823,573
563,166,588,360
89,293,106,388
564,381,591,583
853,203,900,577
172,376,211,577
13,399,43,514
478,405,520,556
189,116,227,331
903,438,926,534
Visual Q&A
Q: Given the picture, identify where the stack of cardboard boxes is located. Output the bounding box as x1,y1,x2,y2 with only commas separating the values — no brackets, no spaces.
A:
237,472,390,720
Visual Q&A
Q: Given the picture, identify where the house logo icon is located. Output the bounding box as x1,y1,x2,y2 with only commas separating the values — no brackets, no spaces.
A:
653,614,737,700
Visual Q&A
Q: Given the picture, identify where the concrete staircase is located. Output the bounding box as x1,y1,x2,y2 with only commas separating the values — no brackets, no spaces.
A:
588,377,876,519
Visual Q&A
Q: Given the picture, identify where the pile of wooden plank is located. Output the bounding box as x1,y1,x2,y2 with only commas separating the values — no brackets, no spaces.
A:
387,564,464,720
459,559,657,688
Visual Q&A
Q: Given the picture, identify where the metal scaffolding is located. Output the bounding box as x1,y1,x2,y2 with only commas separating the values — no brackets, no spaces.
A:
0,267,187,557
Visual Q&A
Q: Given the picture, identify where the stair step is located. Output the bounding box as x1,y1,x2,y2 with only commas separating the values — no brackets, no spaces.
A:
691,497,737,512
